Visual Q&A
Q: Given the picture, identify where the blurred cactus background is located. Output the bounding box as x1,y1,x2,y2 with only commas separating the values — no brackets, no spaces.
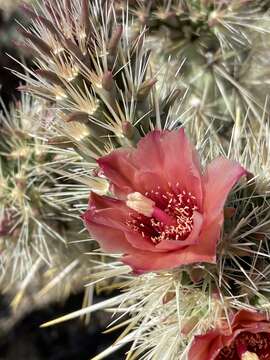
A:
1,1,270,359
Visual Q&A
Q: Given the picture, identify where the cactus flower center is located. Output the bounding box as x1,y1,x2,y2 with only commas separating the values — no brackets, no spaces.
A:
126,183,198,245
217,332,270,360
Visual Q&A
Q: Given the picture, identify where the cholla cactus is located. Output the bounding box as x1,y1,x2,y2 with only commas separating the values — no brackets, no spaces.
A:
40,109,270,360
115,1,270,141
0,93,95,312
13,0,183,157
11,1,270,360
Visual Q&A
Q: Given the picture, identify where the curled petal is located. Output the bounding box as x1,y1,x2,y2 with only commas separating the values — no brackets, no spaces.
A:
83,193,132,252
89,192,123,210
98,149,138,198
232,309,266,326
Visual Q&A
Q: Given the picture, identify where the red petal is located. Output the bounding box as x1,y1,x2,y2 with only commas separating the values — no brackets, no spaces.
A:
89,191,124,210
232,309,266,328
98,129,203,204
125,232,163,252
203,158,247,225
98,149,138,198
99,132,170,196
84,218,133,253
83,192,132,252
188,332,224,360
122,219,219,272
159,129,203,208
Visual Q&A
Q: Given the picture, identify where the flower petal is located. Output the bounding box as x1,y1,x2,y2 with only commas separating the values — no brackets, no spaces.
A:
232,309,266,327
160,128,203,208
83,192,133,253
88,192,124,210
83,218,133,253
98,131,169,197
203,157,247,225
98,129,203,203
85,193,128,230
125,232,163,252
122,219,219,272
188,332,224,360
98,148,138,198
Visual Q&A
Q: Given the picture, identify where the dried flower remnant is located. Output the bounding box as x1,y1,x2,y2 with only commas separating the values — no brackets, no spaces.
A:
83,128,246,272
189,309,270,360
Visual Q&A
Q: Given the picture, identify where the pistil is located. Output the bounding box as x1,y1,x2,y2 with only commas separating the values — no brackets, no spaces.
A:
237,343,259,360
126,192,176,226
241,352,259,360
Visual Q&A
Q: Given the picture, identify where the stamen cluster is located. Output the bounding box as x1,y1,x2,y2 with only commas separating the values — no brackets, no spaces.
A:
127,183,198,244
217,332,270,360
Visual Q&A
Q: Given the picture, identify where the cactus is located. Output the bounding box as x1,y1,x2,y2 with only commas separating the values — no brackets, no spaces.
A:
0,93,96,314
114,1,270,141
7,1,270,360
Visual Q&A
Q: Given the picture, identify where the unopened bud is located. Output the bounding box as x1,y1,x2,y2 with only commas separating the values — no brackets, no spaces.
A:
189,268,203,283
254,233,265,241
0,213,13,237
163,292,175,304
82,0,92,39
65,111,89,123
20,30,52,56
35,70,63,86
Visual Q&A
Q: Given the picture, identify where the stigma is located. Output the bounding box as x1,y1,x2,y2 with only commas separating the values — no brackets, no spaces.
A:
126,192,177,226
126,192,155,217
241,352,259,360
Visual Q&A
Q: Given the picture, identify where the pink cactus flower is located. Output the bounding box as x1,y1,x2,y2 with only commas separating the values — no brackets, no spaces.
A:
188,309,270,360
83,129,246,272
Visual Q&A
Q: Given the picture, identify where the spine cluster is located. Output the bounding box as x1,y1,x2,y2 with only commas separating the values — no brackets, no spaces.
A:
1,0,270,359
